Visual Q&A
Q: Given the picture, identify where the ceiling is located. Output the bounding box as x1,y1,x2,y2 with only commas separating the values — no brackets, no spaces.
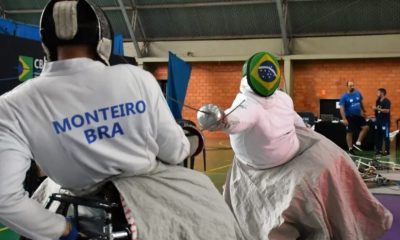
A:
0,0,399,55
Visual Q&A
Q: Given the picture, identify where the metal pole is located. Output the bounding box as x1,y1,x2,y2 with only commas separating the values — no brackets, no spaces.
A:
3,0,324,14
129,0,147,43
4,6,134,14
0,0,6,17
135,0,274,9
275,0,290,55
116,0,142,58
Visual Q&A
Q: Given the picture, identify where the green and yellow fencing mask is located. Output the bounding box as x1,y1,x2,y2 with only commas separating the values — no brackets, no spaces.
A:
242,51,281,97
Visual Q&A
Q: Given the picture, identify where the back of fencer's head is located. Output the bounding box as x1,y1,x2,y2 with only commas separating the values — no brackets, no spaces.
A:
40,0,113,65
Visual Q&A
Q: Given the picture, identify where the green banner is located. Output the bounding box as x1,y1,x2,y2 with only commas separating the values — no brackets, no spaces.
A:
0,223,19,240
18,55,34,82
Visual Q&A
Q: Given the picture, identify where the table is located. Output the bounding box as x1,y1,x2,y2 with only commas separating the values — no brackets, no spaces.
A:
314,120,375,151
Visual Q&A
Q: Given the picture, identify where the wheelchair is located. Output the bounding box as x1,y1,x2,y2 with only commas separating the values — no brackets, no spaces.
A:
21,122,205,240
21,183,131,240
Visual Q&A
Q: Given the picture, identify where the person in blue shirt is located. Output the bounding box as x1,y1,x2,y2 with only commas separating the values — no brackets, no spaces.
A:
373,88,391,156
339,81,369,154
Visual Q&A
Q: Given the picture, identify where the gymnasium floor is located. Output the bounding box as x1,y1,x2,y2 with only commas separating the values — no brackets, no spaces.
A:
198,138,234,192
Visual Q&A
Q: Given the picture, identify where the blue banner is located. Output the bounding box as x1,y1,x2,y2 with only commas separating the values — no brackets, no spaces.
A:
0,34,135,96
0,17,124,55
166,52,192,120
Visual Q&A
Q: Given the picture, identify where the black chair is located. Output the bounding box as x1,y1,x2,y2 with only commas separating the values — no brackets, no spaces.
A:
315,119,375,151
177,119,207,171
183,125,206,171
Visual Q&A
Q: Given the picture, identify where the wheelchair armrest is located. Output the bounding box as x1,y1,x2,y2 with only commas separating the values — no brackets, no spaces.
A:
183,125,205,157
48,193,118,211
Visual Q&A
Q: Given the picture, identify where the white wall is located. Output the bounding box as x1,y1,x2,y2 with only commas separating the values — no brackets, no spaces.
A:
124,34,400,63
293,34,400,55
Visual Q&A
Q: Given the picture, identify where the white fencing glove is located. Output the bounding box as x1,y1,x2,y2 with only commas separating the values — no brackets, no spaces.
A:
197,104,228,131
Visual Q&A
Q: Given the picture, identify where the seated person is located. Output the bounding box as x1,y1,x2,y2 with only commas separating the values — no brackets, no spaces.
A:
198,51,392,240
0,1,242,239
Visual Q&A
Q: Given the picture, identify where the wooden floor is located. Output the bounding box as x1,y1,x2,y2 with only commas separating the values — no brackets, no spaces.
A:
192,137,234,192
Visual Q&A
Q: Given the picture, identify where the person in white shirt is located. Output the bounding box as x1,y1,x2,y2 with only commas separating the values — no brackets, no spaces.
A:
198,51,392,240
0,1,242,239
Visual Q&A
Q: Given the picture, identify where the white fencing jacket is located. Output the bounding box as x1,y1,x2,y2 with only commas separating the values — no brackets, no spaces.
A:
223,127,392,240
0,58,190,239
223,77,303,169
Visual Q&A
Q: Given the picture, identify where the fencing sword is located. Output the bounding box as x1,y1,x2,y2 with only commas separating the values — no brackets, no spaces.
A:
116,55,245,123
224,99,246,118
115,55,244,117
166,96,210,115
166,95,246,131
114,54,209,115
166,95,246,117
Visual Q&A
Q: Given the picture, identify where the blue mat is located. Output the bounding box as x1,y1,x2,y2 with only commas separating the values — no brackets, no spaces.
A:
374,194,400,240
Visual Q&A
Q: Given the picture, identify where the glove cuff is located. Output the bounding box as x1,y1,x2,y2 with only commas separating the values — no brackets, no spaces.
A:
59,218,78,240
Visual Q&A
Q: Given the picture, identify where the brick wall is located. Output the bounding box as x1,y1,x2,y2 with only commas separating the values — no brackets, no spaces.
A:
293,59,400,130
149,58,400,137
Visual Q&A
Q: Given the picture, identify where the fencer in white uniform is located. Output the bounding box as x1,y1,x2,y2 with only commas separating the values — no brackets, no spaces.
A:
219,77,304,169
199,52,305,169
0,1,242,240
198,52,392,240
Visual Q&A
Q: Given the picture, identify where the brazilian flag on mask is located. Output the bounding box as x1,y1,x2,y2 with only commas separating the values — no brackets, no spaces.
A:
243,51,281,97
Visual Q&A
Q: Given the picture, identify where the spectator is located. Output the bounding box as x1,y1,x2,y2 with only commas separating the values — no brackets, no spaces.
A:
373,88,391,156
339,81,369,154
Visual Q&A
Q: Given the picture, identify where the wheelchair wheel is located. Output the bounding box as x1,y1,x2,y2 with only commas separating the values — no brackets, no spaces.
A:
20,183,131,240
